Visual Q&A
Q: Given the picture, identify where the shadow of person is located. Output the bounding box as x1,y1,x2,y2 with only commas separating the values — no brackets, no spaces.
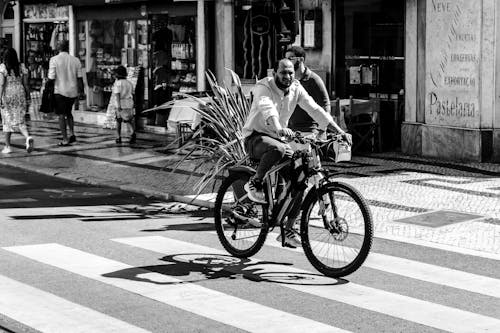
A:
103,253,346,287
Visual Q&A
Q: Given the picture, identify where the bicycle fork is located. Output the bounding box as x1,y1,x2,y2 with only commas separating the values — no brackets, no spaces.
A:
312,175,340,233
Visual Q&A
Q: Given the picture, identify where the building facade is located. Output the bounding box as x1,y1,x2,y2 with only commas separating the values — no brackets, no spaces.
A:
404,0,500,162
1,0,499,162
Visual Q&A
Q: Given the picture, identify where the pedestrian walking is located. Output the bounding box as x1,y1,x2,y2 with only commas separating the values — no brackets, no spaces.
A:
0,48,34,154
285,46,331,135
110,65,136,144
48,40,83,146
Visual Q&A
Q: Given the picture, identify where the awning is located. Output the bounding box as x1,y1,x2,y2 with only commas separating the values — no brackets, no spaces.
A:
56,0,196,6
56,0,147,6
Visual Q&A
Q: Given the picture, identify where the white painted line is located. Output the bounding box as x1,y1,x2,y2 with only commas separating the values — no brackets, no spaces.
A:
113,236,500,333
0,177,26,186
264,232,500,298
180,210,500,260
132,156,172,165
0,198,37,203
373,232,500,261
0,274,149,333
4,243,346,333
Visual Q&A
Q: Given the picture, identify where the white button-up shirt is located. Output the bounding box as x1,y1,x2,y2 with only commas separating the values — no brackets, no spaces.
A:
242,77,333,139
48,52,82,98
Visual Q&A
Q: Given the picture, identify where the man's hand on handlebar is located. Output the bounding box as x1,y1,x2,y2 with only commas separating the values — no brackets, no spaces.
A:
340,132,352,146
279,128,295,138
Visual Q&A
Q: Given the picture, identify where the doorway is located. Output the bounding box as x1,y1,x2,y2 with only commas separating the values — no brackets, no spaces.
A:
334,0,405,151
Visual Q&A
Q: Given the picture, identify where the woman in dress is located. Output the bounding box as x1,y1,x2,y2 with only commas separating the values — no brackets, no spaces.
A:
0,48,33,154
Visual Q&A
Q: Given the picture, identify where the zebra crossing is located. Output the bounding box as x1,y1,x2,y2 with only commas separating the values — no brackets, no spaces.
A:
1,221,499,332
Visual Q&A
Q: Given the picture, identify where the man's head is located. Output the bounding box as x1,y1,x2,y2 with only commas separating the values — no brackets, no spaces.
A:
273,58,295,91
285,46,306,72
58,40,69,53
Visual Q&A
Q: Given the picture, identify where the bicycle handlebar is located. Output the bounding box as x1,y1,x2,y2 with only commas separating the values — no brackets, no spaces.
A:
289,131,349,147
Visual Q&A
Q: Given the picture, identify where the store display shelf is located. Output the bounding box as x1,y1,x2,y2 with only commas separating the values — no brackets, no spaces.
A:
171,69,196,72
171,57,195,62
172,83,197,88
97,65,120,69
23,18,69,23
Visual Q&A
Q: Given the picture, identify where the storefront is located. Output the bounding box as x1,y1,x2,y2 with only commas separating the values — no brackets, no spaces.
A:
232,0,332,88
0,0,21,55
334,0,405,151
15,0,212,133
229,0,404,151
21,2,71,92
404,0,500,162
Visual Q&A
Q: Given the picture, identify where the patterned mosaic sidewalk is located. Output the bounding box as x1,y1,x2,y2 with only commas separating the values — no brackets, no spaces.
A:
1,122,499,254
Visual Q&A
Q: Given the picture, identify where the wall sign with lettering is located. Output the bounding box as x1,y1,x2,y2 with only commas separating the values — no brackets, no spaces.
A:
425,0,480,128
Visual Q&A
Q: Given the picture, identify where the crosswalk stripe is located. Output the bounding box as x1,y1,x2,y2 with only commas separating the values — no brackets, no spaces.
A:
0,274,150,333
264,231,500,298
4,243,347,333
113,235,500,333
152,214,500,260
0,177,26,186
371,232,500,260
0,198,37,203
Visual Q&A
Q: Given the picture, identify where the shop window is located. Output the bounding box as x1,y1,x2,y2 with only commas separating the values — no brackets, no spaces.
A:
147,14,196,126
340,0,404,97
154,15,197,98
337,0,405,151
23,4,70,91
77,19,148,112
25,22,68,91
234,2,275,80
3,3,14,20
234,0,331,92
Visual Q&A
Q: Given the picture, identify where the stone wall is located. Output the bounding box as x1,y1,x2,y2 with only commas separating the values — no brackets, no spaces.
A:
403,0,499,162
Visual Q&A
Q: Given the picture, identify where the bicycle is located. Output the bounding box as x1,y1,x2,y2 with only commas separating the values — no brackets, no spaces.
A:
214,133,373,278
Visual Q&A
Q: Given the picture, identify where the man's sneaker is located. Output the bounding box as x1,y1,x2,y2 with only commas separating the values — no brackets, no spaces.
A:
244,179,267,204
276,229,301,248
2,146,12,154
26,137,34,153
232,204,261,227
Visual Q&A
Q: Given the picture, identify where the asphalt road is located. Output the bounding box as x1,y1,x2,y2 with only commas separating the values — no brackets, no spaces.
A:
0,165,499,333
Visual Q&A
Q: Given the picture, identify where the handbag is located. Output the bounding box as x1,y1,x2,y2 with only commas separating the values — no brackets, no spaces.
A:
332,139,352,163
39,80,55,113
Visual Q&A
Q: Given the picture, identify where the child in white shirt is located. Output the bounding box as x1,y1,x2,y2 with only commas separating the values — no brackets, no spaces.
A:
112,66,136,143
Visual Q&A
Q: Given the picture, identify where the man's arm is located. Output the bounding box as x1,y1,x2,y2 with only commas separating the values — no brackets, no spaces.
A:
76,59,84,96
78,77,84,96
266,115,293,138
297,85,351,144
254,95,293,138
48,57,56,80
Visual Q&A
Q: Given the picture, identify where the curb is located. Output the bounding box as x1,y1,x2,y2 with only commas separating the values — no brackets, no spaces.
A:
0,157,215,209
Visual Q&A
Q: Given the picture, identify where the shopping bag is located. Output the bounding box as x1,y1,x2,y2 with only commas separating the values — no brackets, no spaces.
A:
332,139,352,162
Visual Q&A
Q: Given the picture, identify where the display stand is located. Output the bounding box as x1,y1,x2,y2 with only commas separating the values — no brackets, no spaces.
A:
22,4,70,92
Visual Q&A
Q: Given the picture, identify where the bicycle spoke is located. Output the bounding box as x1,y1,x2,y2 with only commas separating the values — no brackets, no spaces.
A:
301,182,373,277
214,173,268,258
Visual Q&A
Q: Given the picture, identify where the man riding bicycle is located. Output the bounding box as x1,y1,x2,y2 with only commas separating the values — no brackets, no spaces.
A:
242,58,351,248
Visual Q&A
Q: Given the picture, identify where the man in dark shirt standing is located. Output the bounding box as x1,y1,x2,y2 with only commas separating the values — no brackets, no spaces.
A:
285,46,331,134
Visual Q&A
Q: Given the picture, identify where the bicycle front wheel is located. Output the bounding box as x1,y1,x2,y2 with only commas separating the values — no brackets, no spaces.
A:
214,172,268,258
300,181,373,277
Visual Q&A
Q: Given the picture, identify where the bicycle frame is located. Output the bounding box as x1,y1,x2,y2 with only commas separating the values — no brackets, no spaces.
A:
259,137,331,235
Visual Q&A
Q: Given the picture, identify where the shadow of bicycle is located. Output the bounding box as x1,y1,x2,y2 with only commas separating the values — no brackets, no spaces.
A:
103,253,346,286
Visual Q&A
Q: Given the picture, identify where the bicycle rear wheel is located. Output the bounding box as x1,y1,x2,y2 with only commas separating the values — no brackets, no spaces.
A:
214,172,268,258
300,181,373,277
